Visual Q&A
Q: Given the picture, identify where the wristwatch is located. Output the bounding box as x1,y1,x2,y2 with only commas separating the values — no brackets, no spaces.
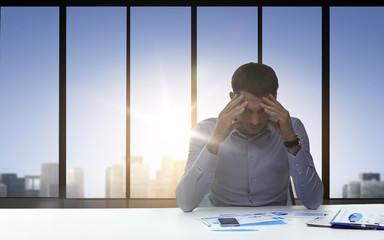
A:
284,134,301,148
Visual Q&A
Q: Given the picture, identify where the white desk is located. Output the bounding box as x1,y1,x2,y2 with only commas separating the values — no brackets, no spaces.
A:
0,204,383,240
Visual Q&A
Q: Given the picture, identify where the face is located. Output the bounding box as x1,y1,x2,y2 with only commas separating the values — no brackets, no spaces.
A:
230,90,270,137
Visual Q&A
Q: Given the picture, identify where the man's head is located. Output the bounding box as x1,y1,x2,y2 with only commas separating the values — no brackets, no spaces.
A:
230,63,279,136
231,62,278,97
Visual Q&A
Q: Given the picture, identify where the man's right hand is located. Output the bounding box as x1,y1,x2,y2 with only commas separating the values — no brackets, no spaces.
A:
206,94,248,155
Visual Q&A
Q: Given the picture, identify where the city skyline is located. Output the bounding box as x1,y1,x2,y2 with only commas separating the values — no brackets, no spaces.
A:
343,172,384,198
0,154,187,198
1,7,384,199
4,164,384,199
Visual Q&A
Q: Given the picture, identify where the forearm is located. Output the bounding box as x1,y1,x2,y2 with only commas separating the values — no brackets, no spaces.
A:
176,147,219,212
289,150,324,209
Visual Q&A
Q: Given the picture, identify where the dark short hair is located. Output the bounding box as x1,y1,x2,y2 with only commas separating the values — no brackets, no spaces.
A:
231,62,279,97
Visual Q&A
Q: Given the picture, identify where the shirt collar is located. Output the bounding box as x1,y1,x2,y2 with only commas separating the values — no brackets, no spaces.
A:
231,125,273,140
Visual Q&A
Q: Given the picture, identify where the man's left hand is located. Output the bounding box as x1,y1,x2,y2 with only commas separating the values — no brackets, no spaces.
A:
259,94,296,142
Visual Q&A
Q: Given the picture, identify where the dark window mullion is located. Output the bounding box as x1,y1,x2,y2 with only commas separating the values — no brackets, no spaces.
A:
59,5,67,199
126,6,131,201
191,5,197,129
258,6,262,63
322,5,330,200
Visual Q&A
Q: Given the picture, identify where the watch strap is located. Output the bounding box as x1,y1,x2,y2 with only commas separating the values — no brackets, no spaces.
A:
284,134,301,148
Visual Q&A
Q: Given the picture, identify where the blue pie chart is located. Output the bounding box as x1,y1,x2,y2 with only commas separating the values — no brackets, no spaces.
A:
348,213,363,222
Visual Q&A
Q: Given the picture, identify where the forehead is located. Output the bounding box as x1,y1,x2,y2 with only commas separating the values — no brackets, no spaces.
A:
239,90,264,109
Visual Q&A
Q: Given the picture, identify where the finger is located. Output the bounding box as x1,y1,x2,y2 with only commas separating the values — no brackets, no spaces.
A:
228,94,245,109
263,106,280,120
229,102,247,119
222,94,245,114
260,102,274,112
262,94,281,108
260,102,280,117
263,96,288,117
263,106,288,125
224,99,247,119
260,99,287,120
266,94,278,102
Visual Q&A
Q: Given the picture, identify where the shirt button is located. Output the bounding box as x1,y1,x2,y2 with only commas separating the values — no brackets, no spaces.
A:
250,178,255,182
301,184,305,187
295,163,300,167
250,157,254,161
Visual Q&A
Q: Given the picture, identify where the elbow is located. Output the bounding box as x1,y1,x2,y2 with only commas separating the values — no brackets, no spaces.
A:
176,185,197,212
179,204,195,213
177,196,196,212
303,182,324,210
304,198,322,210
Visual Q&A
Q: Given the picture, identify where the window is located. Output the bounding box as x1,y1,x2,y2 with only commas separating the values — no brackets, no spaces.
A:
66,7,126,198
0,7,59,197
197,7,257,122
130,7,190,198
263,7,322,177
1,2,383,207
330,7,384,198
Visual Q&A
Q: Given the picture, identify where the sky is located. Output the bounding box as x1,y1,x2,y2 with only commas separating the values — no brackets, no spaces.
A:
330,7,384,197
1,6,384,198
130,7,191,174
0,7,60,181
66,7,127,198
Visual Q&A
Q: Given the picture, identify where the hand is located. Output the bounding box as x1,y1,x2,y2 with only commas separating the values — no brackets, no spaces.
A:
206,94,248,155
259,94,296,142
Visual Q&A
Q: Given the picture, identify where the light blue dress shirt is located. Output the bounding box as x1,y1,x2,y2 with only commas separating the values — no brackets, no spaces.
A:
176,117,324,212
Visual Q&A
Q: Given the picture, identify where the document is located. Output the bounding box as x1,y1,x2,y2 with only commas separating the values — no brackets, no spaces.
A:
200,212,288,231
330,210,384,230
201,210,329,232
306,213,336,227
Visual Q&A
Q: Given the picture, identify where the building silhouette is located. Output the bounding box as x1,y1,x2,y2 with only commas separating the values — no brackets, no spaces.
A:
171,159,186,197
155,155,174,198
343,172,384,198
0,156,187,198
25,175,40,197
105,157,126,198
67,168,84,198
40,163,58,197
0,183,7,197
359,172,380,181
130,156,150,198
130,155,186,198
360,181,384,198
0,173,25,197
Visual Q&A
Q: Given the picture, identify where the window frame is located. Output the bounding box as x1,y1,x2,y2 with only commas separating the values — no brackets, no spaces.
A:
1,0,383,208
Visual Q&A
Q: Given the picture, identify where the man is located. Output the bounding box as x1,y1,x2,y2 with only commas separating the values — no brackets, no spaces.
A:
176,62,323,212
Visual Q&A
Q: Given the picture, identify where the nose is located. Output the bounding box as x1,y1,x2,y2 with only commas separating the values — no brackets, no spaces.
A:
250,112,261,126
250,111,268,126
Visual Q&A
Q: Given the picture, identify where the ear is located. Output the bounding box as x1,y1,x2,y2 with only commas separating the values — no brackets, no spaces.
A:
230,92,235,99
